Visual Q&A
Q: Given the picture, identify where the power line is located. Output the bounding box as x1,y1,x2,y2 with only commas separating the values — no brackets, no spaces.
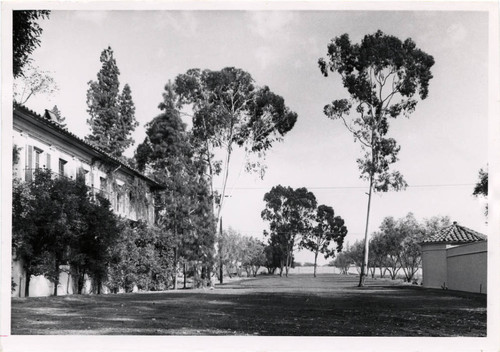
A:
214,183,474,191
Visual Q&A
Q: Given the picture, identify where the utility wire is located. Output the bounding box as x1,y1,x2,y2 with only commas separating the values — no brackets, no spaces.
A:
214,183,474,191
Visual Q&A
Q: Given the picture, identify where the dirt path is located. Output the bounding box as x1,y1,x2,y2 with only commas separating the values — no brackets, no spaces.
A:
11,274,486,336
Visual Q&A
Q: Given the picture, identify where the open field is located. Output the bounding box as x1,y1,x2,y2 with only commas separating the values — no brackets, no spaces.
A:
11,274,486,336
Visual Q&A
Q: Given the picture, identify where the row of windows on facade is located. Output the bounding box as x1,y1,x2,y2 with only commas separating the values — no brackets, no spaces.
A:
24,145,136,215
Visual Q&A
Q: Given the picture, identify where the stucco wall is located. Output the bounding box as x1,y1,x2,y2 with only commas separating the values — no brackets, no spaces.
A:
12,110,158,297
12,259,78,297
422,241,487,294
446,242,487,293
421,243,448,289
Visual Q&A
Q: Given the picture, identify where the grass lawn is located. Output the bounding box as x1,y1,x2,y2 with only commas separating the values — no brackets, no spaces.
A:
11,274,486,336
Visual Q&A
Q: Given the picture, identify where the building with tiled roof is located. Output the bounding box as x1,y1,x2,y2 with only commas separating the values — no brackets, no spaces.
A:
422,221,487,245
421,221,487,294
12,104,162,297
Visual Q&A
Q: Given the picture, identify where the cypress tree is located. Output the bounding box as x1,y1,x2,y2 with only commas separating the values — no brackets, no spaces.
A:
86,47,138,158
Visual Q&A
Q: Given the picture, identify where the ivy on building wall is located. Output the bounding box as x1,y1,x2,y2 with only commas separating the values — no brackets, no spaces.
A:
103,165,150,220
13,144,21,166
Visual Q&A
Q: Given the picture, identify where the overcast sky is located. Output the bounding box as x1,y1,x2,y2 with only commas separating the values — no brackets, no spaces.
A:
20,9,489,264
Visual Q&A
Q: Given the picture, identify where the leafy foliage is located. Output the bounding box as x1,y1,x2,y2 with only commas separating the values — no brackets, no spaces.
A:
86,47,138,158
319,30,434,192
473,167,488,217
13,145,21,166
13,63,58,104
135,82,216,287
319,30,434,285
263,238,286,275
13,10,50,78
51,105,66,128
106,221,172,293
12,168,121,296
218,228,266,278
301,204,348,277
173,67,298,224
367,214,450,282
473,168,488,197
332,251,352,275
69,193,120,294
261,185,317,277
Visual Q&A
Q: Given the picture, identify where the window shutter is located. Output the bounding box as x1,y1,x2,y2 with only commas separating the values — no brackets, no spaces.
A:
25,145,33,181
46,153,51,170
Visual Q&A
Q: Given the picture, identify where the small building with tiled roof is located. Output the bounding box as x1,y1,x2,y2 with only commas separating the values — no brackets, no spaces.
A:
421,222,487,294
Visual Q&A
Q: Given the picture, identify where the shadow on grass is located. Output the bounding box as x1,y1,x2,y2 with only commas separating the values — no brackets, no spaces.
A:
11,274,486,336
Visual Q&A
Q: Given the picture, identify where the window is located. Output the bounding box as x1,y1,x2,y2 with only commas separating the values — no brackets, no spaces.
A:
34,148,43,169
59,159,67,177
116,193,121,212
129,191,134,212
25,145,33,181
100,177,107,192
77,167,89,184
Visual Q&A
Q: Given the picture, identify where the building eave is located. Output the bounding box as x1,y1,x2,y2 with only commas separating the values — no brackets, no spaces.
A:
13,103,164,190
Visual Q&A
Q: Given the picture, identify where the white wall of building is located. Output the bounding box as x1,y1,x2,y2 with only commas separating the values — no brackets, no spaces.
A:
422,241,487,294
12,111,157,297
422,243,449,289
446,242,487,294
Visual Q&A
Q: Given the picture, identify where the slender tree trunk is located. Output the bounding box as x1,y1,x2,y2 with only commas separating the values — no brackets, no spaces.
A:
78,272,84,294
66,271,71,294
359,174,374,287
285,250,290,277
217,146,233,224
207,265,212,287
173,247,178,290
183,262,187,289
219,219,223,284
24,270,31,298
53,260,59,296
313,250,319,278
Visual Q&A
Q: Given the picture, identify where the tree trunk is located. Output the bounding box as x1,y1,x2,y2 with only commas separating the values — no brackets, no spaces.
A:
53,260,59,296
183,262,187,289
358,175,373,287
219,218,223,284
66,271,71,294
78,272,84,294
201,265,207,287
285,250,290,278
173,247,178,290
219,261,223,284
207,265,212,287
24,270,31,298
313,251,318,278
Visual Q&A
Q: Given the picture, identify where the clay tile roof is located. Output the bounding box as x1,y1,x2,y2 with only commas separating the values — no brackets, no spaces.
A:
423,221,487,244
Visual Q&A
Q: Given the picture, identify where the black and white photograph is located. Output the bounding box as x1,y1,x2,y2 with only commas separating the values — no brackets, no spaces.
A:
1,1,499,351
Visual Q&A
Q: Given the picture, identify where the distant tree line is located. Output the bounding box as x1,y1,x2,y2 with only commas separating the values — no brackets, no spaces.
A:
217,228,266,279
332,213,450,282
